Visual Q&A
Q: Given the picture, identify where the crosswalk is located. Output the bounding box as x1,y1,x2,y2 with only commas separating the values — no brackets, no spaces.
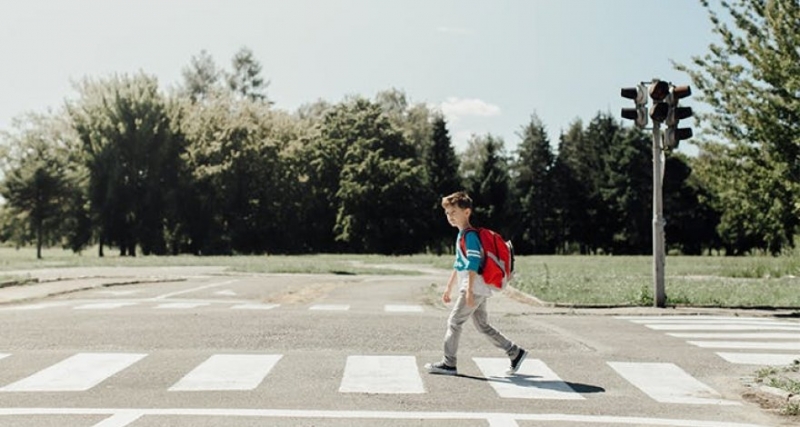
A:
0,351,739,406
0,301,425,313
617,315,800,366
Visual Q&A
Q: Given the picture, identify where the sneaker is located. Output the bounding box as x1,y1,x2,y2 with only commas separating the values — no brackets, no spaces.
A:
506,348,528,375
424,361,457,375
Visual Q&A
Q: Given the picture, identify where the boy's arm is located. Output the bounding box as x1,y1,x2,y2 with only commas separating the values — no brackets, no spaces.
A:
442,270,457,304
465,270,476,307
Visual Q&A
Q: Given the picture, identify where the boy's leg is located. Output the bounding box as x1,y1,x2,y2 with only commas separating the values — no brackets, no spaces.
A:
471,298,521,359
443,291,478,367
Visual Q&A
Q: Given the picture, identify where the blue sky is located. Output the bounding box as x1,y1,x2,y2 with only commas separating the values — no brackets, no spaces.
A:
0,0,717,155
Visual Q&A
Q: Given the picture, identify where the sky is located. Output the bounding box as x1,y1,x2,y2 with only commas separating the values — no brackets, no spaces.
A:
0,0,718,155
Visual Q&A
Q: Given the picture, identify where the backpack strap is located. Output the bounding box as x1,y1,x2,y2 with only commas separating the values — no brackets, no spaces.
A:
459,228,484,274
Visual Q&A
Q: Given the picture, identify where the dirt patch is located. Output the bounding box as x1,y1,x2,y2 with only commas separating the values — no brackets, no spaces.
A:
263,282,342,304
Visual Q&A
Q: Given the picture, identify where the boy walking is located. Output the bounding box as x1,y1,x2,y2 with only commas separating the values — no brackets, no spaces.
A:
425,191,527,376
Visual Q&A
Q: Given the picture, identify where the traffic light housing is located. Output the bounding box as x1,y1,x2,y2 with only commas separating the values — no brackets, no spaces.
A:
620,84,648,128
648,80,670,122
663,85,693,149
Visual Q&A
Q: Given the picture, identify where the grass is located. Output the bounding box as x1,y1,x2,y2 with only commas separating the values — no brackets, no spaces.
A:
1,247,799,308
754,360,800,416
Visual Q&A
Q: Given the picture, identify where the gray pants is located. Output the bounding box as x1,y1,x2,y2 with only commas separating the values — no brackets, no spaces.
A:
443,290,519,367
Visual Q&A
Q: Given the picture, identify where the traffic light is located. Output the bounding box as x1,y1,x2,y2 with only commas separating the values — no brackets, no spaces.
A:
620,84,648,128
663,85,693,149
648,80,670,122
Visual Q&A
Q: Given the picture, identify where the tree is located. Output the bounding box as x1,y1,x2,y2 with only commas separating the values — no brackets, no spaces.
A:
0,113,77,258
675,0,800,254
460,134,511,235
227,47,270,103
600,125,652,254
512,113,556,254
180,50,222,103
425,114,462,253
331,98,429,254
69,73,179,256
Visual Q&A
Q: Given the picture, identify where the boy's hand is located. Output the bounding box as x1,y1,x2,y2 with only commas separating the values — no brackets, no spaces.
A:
442,291,451,304
465,290,475,307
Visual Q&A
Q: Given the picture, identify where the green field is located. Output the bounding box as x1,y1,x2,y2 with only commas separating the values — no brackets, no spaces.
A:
1,247,798,309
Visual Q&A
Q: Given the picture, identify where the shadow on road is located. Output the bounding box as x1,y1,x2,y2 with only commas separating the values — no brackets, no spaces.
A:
456,373,605,394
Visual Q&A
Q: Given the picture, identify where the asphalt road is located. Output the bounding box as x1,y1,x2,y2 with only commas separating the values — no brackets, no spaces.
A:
0,268,795,426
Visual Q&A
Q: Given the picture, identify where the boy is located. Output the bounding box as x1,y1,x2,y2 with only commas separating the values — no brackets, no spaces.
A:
424,191,527,376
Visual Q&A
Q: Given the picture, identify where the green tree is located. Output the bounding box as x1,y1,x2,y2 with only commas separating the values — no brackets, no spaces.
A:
512,113,556,254
180,50,222,103
69,73,179,256
331,98,429,254
675,0,800,254
227,47,270,103
600,125,651,254
0,113,77,258
425,114,462,253
460,134,511,235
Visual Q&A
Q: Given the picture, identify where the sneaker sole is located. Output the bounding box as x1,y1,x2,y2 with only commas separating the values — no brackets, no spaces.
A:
426,367,458,376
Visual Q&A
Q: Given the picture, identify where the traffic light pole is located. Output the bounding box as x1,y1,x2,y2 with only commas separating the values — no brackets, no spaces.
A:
652,122,666,308
622,79,692,309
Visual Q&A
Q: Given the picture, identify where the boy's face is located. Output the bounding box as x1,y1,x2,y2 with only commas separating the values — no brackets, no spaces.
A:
444,205,471,230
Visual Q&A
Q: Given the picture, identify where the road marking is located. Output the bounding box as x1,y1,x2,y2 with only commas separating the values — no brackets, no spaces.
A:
716,352,800,365
607,362,738,405
95,290,141,296
4,302,64,310
473,357,583,400
339,355,424,394
231,303,280,310
309,304,350,311
687,341,800,350
0,354,9,361
668,332,800,339
384,304,423,313
74,302,138,310
0,407,768,427
169,354,282,391
214,290,237,296
0,353,146,392
645,324,800,331
91,411,142,427
155,302,211,309
153,280,238,299
623,318,796,326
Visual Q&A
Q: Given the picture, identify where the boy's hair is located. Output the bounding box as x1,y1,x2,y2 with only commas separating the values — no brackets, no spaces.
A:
441,191,473,210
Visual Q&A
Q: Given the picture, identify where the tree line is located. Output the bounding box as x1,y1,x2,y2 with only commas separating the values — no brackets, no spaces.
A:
0,0,797,258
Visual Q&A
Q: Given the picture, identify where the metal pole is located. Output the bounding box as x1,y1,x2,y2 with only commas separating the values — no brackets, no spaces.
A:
652,122,666,307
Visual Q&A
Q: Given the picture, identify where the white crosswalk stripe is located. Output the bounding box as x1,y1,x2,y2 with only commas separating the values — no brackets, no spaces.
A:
169,354,282,391
74,302,139,310
0,351,754,405
155,302,211,309
384,304,424,313
617,315,800,366
339,355,425,394
230,303,280,310
309,304,350,311
607,362,738,405
0,353,146,392
473,357,584,400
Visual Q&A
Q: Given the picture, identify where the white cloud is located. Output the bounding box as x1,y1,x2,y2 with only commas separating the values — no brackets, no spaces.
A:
438,97,501,123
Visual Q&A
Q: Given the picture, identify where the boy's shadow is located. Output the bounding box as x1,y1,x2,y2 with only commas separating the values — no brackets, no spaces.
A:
456,373,605,394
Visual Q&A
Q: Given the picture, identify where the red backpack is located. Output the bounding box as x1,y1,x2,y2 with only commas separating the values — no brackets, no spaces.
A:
459,227,515,289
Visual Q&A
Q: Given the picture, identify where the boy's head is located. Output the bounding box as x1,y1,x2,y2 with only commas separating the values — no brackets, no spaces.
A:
441,191,472,229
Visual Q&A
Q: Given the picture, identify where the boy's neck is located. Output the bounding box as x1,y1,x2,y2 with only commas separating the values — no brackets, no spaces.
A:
458,222,473,231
